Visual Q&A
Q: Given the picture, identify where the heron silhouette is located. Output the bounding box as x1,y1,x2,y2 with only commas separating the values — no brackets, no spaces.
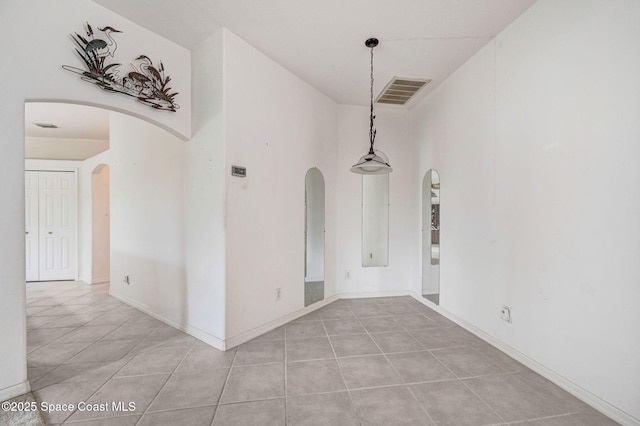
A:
137,55,161,80
85,26,122,58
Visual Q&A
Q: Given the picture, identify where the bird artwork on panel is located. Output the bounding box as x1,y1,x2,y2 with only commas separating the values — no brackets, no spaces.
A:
62,22,180,112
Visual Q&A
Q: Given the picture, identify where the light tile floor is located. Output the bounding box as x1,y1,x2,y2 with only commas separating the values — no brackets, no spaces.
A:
24,281,618,425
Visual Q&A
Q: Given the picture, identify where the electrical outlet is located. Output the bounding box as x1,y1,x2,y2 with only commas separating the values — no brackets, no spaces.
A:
276,288,282,301
501,306,511,323
123,275,130,285
345,270,351,279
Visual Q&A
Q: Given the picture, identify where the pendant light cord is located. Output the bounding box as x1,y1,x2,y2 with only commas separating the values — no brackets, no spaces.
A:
369,45,376,155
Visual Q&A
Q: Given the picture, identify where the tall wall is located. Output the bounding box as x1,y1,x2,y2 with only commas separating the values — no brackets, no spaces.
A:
0,0,190,401
336,105,419,296
223,30,339,343
185,30,227,345
108,112,187,326
7,2,639,420
91,165,110,283
81,152,112,284
410,0,640,421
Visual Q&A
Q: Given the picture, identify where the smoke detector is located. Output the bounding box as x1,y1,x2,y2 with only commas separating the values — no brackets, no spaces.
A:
376,77,431,106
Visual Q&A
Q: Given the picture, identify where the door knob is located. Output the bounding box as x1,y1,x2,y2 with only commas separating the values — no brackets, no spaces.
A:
25,231,29,234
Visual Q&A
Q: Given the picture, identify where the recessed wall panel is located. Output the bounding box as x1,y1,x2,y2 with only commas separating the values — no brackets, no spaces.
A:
362,174,389,267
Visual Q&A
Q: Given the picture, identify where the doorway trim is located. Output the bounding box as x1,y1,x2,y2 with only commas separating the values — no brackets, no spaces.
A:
24,165,80,282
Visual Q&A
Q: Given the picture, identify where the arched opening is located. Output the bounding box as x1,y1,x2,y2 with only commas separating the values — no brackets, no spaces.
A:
23,101,187,395
422,169,440,305
91,164,110,284
24,102,110,284
304,168,325,307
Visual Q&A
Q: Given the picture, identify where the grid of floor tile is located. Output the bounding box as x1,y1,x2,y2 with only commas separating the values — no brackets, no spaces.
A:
24,282,618,425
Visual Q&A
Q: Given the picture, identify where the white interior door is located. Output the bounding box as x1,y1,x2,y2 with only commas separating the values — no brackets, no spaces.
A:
25,171,40,281
36,171,78,281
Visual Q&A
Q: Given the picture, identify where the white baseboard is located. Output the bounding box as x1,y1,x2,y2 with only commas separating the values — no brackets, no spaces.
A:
91,276,110,285
0,380,30,403
225,295,338,350
110,291,339,351
108,292,225,351
409,292,639,426
106,287,637,424
181,324,225,351
338,290,411,299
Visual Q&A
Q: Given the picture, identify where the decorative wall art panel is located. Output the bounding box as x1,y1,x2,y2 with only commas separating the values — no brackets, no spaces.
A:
62,22,180,112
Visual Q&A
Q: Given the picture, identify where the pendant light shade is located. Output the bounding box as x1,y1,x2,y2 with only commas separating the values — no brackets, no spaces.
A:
350,150,393,174
351,37,392,175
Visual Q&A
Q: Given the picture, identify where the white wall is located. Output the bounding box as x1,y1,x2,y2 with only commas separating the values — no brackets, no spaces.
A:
410,0,640,421
25,137,109,161
223,30,338,342
108,112,188,326
0,0,190,401
91,165,110,283
185,30,226,345
80,152,112,284
336,105,419,296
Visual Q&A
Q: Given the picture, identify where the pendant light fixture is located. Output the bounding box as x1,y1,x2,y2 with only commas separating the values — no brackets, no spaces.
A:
350,37,393,175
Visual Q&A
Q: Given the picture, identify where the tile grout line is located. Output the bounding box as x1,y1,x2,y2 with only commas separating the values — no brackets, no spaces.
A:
82,315,164,421
209,345,239,425
132,337,199,425
396,299,509,424
30,287,607,426
32,285,177,425
500,372,595,419
40,288,140,424
342,305,406,407
353,300,438,425
420,334,508,424
318,308,363,426
28,296,122,390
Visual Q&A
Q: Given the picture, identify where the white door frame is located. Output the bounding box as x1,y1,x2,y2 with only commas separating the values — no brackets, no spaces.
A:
25,171,39,281
25,167,79,282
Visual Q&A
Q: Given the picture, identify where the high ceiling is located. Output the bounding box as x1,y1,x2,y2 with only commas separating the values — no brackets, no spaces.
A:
24,1,537,160
93,0,537,106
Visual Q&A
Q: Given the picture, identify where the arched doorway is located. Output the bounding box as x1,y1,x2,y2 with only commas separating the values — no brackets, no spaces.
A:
24,102,110,284
422,169,440,305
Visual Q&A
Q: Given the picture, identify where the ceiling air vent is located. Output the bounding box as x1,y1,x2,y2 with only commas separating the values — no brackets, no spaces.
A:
376,77,431,106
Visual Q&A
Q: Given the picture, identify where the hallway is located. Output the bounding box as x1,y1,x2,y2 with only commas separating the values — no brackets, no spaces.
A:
25,281,616,425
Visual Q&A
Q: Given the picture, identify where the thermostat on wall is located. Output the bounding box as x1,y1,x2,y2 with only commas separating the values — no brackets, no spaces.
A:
231,165,246,177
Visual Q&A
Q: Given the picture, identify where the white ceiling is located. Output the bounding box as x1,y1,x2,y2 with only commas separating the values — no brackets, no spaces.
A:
25,103,110,160
25,2,538,159
92,0,537,105
25,103,109,140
